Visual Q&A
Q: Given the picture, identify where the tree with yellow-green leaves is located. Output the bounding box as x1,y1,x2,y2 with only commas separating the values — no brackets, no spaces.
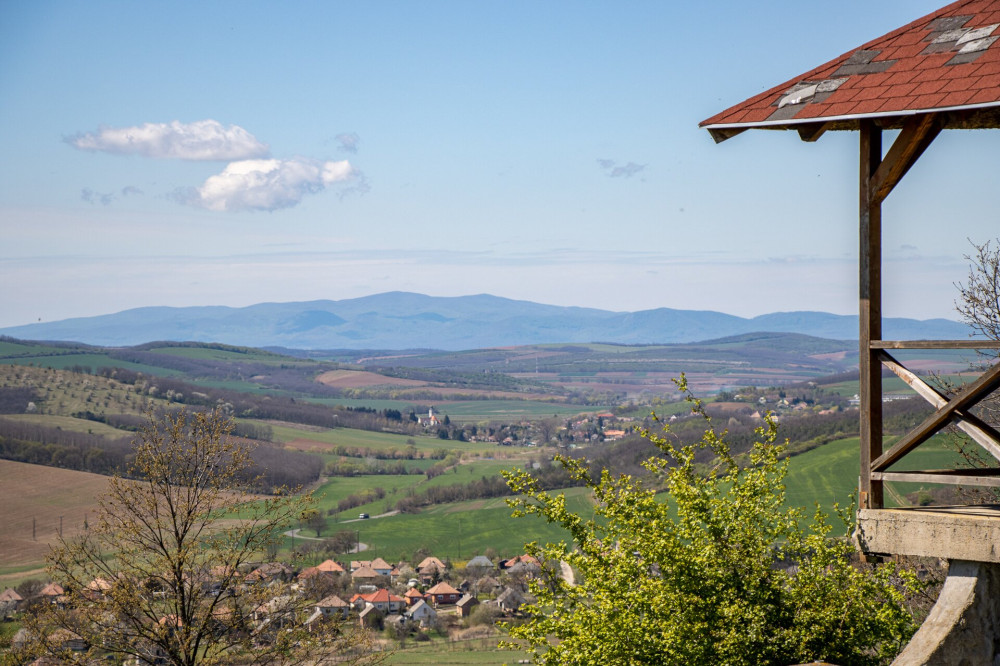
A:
14,409,377,666
502,377,922,666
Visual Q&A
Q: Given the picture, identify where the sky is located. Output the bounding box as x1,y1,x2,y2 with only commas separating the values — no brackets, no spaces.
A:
1,0,996,329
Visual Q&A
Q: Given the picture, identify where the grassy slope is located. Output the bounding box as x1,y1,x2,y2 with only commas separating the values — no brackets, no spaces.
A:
783,434,968,534
270,423,498,455
306,488,595,562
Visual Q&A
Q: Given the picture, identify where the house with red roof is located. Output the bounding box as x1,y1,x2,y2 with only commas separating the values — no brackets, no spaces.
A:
424,581,462,605
403,587,426,606
350,588,405,614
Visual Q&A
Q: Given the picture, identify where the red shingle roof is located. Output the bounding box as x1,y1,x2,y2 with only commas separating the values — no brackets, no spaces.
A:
702,0,1000,137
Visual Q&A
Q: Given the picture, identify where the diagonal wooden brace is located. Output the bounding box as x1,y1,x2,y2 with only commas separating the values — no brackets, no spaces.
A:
878,351,1000,464
872,357,1000,472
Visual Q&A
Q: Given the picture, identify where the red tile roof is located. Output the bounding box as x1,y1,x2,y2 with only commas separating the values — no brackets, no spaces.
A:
702,0,1000,137
424,581,461,596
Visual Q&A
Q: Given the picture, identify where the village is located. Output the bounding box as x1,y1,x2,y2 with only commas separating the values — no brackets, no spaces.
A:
0,551,545,655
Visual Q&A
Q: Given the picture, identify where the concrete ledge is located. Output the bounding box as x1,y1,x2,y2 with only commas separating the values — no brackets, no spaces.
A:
857,506,1000,562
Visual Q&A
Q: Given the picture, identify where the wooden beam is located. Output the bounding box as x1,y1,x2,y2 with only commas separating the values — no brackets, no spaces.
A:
873,471,1000,488
872,359,1000,471
797,122,831,142
872,340,1000,349
859,120,883,509
708,127,747,144
877,351,1000,464
869,113,941,206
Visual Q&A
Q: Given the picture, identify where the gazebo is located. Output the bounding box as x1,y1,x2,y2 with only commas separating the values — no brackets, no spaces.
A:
702,1,1000,661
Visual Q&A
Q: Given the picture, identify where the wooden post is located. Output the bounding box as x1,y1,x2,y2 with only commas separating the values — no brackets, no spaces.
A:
859,120,883,509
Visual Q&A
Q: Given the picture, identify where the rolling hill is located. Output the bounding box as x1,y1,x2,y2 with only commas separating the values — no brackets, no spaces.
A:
0,291,970,350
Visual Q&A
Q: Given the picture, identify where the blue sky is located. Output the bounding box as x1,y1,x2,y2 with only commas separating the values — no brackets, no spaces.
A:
1,0,993,329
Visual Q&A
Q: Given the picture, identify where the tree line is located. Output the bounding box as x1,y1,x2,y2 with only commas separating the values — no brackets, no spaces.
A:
0,415,322,492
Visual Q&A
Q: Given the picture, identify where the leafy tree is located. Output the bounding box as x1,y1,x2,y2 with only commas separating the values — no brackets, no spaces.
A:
16,409,375,666
302,507,327,537
502,377,921,666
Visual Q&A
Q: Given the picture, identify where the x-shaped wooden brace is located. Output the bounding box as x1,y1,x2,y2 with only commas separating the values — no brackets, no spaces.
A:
871,352,1000,487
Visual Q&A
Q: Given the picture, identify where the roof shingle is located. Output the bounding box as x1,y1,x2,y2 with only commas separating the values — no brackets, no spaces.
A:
702,0,1000,135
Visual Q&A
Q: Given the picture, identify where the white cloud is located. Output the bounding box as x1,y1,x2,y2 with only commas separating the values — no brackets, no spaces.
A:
185,157,359,212
68,120,269,161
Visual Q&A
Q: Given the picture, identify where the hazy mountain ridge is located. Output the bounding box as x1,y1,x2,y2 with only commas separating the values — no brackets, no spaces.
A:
0,292,970,350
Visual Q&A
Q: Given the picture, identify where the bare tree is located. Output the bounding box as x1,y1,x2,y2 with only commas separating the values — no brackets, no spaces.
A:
937,239,1000,501
956,238,1000,355
535,417,561,446
17,409,376,666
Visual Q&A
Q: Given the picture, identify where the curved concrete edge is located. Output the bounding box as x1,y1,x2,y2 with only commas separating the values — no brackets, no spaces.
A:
892,560,1000,665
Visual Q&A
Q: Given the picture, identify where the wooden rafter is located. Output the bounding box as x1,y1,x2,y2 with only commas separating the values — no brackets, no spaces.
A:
797,122,831,143
869,113,942,207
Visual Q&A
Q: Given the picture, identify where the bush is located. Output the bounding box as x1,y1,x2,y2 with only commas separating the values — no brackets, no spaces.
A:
502,376,921,666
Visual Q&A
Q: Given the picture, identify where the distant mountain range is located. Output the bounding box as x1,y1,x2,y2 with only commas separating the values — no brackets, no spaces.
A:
0,292,971,351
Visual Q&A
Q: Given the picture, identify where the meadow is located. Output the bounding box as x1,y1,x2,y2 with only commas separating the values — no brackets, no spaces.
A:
296,488,597,563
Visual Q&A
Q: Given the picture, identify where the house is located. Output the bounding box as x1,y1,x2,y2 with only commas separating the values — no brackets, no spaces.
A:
416,556,446,571
358,604,382,628
456,594,479,618
405,599,438,627
246,562,293,585
37,583,66,608
424,581,462,605
465,555,494,572
403,587,425,606
312,559,346,575
496,587,525,614
350,588,405,614
349,558,392,575
350,565,380,583
416,556,447,584
368,558,394,576
384,614,410,633
499,554,537,570
474,576,502,595
48,629,87,652
38,583,64,598
253,594,296,626
0,588,23,616
298,559,346,588
305,594,351,626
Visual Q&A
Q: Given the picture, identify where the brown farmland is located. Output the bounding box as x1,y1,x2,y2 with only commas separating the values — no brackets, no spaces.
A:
315,370,428,388
0,459,109,575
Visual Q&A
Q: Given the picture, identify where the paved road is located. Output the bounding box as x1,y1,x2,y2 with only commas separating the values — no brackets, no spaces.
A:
283,528,369,553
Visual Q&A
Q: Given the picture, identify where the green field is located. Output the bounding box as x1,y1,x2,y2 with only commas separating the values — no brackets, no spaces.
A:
0,352,179,376
315,459,530,521
1,414,128,438
783,434,969,533
310,398,421,411
384,639,527,664
269,423,498,455
436,400,604,422
296,488,595,562
146,345,311,365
